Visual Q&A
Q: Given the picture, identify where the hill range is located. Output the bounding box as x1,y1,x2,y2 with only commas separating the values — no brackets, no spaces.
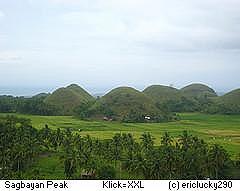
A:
33,83,240,120
0,83,239,121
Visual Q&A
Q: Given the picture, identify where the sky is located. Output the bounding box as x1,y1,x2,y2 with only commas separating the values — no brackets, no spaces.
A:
0,0,240,96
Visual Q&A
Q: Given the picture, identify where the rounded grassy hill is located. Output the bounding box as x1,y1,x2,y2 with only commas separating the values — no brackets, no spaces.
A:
44,84,94,115
143,85,181,103
180,83,217,98
209,89,240,114
220,89,240,105
88,87,173,122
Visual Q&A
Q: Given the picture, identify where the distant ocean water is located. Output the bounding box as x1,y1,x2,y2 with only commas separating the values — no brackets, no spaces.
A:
0,87,53,97
0,86,105,97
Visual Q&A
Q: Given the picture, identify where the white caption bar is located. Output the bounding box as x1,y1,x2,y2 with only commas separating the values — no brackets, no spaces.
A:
0,180,239,191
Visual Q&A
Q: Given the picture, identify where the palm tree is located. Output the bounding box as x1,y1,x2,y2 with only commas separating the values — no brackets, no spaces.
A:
110,134,122,166
179,130,192,151
51,128,63,150
132,151,150,179
64,152,77,179
161,132,173,146
209,144,229,179
140,133,154,155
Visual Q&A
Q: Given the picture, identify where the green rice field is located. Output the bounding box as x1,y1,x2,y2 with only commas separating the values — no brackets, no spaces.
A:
1,112,240,157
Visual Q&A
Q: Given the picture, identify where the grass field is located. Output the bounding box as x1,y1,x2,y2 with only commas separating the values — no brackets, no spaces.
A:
1,112,240,158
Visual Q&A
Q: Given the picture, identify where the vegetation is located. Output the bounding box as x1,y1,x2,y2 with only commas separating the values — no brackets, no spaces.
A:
143,85,181,104
0,83,240,119
0,95,59,115
0,116,41,179
205,89,240,115
85,87,176,122
44,84,94,115
180,83,217,98
0,115,239,179
144,83,240,114
1,83,239,180
0,95,17,113
0,112,239,156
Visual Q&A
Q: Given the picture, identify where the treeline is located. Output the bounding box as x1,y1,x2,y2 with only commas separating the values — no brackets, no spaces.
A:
60,130,240,179
1,115,239,179
0,93,239,120
74,96,240,122
157,95,211,112
0,94,178,122
0,116,40,178
74,101,178,123
203,102,240,115
0,95,59,115
156,96,240,115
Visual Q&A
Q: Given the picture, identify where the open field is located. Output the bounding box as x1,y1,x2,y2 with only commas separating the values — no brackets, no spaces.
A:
1,112,240,157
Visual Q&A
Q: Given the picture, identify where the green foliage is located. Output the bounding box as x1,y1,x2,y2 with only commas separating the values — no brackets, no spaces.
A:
73,101,95,119
44,84,94,115
17,97,59,115
144,83,217,113
1,114,238,180
143,83,240,115
88,87,174,122
0,96,17,113
208,144,230,179
122,109,145,122
0,96,59,115
143,85,181,105
1,83,240,117
205,89,240,115
96,165,116,179
64,153,77,179
0,116,39,179
180,83,217,98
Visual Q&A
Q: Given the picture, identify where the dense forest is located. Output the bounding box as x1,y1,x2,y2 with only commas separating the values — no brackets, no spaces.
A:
0,95,59,115
1,115,239,179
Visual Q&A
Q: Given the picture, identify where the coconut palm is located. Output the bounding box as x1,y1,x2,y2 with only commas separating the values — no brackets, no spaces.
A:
209,144,229,179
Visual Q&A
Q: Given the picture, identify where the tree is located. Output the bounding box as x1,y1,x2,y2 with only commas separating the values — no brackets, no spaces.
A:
140,132,154,154
96,164,116,179
209,144,230,179
161,132,173,146
64,152,77,179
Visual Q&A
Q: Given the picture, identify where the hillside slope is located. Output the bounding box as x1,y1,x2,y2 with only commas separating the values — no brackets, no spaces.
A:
143,83,218,112
143,85,181,103
89,87,174,122
207,89,240,114
44,84,94,115
219,89,240,105
180,83,217,98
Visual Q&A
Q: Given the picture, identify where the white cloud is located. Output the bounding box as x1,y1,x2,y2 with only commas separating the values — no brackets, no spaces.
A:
47,0,99,9
1,0,240,90
59,0,240,51
0,10,4,18
61,11,127,38
0,34,7,41
48,0,83,3
0,51,22,62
